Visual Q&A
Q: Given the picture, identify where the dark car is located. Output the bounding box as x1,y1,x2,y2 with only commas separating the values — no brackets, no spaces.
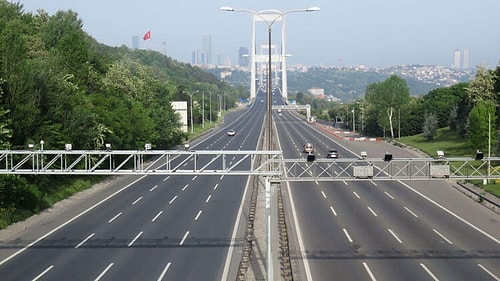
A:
326,149,339,158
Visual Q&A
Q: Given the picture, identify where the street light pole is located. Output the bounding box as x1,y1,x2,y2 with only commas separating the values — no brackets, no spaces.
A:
221,7,319,281
202,91,205,128
220,6,319,152
185,90,199,134
218,93,221,117
267,25,272,151
352,107,355,133
209,91,212,123
190,94,193,134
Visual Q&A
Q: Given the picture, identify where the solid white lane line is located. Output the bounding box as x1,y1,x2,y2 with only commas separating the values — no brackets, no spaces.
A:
213,183,219,190
399,180,500,245
330,206,337,216
321,191,327,198
221,172,256,281
32,265,54,281
132,197,143,205
420,263,439,281
182,184,189,191
404,206,419,218
367,207,378,217
169,195,178,204
152,211,163,222
384,191,395,200
163,176,170,181
75,233,95,249
179,231,190,245
128,231,143,247
477,264,500,281
149,185,158,192
432,229,453,245
388,229,403,244
353,191,361,199
157,262,172,281
108,212,122,223
95,263,114,281
192,176,197,181
205,195,212,203
0,175,149,267
343,228,353,243
362,262,377,281
194,210,202,221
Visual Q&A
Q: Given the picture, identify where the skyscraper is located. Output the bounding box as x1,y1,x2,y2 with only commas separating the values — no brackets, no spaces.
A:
132,35,139,49
203,34,212,65
462,49,470,69
452,49,461,69
239,47,249,67
191,49,199,65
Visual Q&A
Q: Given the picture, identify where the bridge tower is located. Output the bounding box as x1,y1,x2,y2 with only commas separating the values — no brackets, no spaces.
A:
250,12,289,100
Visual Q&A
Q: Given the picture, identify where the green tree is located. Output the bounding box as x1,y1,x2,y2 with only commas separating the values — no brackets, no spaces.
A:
422,83,467,128
422,112,438,141
466,100,497,152
466,66,497,104
464,66,498,153
0,79,11,147
365,75,410,139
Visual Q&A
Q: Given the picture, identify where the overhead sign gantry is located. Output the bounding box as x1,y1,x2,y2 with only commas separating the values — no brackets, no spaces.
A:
1,149,499,181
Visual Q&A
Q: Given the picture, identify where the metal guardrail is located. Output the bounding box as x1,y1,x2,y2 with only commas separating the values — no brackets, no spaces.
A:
1,150,499,181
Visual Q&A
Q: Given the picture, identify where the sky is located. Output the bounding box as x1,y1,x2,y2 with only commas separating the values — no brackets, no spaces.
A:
13,0,500,68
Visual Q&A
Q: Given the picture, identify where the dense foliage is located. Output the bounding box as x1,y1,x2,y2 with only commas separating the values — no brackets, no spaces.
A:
350,66,500,154
0,1,239,228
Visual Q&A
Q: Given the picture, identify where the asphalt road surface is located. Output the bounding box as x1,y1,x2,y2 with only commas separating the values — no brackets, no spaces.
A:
0,92,498,280
275,107,500,281
0,96,268,281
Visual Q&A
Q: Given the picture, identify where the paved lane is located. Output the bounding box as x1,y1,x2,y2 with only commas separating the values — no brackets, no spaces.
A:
0,97,267,280
276,110,500,280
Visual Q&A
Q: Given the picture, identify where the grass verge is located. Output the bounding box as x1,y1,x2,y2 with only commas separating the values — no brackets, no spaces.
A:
399,127,500,198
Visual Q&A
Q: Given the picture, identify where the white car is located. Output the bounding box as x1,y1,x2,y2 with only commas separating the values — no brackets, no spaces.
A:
303,143,314,153
227,130,236,136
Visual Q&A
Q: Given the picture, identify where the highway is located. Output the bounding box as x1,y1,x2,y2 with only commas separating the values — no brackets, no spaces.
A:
274,105,500,280
0,91,499,281
0,97,267,280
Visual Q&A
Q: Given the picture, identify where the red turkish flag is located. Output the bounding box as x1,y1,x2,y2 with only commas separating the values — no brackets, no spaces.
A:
143,31,151,40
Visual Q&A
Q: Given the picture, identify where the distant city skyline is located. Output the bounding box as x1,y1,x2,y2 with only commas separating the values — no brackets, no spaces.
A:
14,0,500,68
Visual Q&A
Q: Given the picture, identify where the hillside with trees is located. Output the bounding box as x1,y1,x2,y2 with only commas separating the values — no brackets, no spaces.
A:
0,1,240,228
214,65,472,103
336,66,500,155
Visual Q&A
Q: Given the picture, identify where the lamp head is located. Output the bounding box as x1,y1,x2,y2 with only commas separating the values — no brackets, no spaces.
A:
220,6,234,11
306,7,320,12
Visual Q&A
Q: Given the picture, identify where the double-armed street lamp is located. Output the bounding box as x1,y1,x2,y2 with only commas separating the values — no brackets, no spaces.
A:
220,6,319,151
221,7,319,281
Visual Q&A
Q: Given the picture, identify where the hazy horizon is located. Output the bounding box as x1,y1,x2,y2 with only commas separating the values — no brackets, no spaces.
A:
13,0,500,68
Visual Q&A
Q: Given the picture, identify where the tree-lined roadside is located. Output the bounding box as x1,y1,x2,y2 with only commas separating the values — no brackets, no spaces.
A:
0,1,241,228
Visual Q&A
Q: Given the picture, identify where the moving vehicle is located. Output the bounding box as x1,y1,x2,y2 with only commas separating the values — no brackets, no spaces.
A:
303,143,314,153
326,149,339,158
227,129,236,136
